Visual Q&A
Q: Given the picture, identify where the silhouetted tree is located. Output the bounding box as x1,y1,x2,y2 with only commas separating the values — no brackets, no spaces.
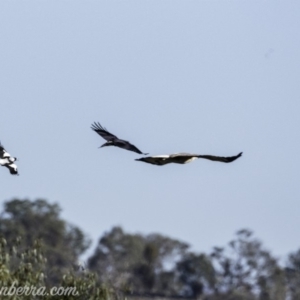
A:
209,229,285,300
285,249,300,300
88,226,188,295
176,252,215,298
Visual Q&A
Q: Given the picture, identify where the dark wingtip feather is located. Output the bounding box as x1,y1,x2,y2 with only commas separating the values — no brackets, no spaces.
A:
227,152,243,163
91,122,107,132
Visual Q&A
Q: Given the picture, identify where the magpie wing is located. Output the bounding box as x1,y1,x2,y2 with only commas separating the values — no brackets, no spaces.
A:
0,142,10,159
0,142,5,158
91,122,118,141
5,163,18,175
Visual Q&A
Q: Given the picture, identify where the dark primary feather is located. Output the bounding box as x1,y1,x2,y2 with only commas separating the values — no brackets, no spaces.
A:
91,122,118,141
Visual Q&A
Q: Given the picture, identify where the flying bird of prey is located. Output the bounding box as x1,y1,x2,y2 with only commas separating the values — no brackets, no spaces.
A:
0,142,18,175
91,122,148,155
135,152,242,166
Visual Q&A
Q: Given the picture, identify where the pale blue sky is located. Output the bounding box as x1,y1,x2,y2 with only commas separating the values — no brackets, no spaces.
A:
1,1,300,260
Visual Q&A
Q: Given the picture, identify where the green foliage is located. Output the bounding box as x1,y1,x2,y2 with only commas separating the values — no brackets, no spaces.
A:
0,237,114,300
0,199,91,285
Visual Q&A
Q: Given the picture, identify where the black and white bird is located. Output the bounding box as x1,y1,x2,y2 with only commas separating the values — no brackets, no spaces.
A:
0,142,18,175
135,152,242,166
91,122,148,155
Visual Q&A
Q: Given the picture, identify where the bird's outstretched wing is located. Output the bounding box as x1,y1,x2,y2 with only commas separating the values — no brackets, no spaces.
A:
115,139,148,155
197,152,242,163
91,122,118,141
5,163,18,175
91,122,148,155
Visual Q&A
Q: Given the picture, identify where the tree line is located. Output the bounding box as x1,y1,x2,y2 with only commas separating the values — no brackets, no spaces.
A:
0,198,300,300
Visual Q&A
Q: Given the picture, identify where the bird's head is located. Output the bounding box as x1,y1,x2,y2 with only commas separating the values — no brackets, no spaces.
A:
9,157,17,162
135,158,144,162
